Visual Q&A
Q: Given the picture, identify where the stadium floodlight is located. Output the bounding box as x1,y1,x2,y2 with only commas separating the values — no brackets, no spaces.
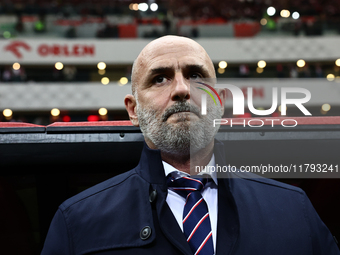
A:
101,77,110,85
322,104,331,112
256,67,264,73
55,62,64,70
138,3,148,12
267,7,276,16
97,62,106,70
280,9,290,18
218,61,227,69
296,59,305,68
98,108,108,116
51,108,60,117
217,68,225,74
12,62,20,70
335,59,340,67
119,77,128,85
257,60,266,68
150,3,158,12
3,109,12,117
260,18,267,25
327,74,335,81
292,12,300,19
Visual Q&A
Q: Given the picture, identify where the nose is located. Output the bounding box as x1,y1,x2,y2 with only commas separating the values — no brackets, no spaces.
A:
171,72,190,101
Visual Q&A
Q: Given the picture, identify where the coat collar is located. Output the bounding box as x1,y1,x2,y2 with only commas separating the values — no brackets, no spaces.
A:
137,140,227,184
135,140,236,194
136,142,167,186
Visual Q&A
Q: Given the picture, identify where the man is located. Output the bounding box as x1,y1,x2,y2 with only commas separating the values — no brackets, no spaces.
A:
41,36,339,255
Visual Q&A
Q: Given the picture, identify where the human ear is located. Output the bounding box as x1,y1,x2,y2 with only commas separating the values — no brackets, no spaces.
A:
124,94,139,127
218,89,227,116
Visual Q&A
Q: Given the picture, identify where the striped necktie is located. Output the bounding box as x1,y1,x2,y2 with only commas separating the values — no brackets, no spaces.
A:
167,176,214,255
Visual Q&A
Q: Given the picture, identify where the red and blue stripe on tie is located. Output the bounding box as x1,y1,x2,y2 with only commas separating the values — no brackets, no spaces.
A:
168,176,214,255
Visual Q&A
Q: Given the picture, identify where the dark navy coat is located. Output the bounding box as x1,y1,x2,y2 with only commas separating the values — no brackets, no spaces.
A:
41,142,340,255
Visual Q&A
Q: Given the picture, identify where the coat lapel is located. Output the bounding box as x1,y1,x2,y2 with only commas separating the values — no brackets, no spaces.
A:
154,183,193,255
137,143,192,255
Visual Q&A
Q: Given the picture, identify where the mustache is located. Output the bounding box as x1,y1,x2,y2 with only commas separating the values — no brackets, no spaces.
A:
162,102,201,121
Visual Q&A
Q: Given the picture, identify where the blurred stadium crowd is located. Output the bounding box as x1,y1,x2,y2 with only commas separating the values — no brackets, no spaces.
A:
0,0,339,21
0,0,339,38
0,0,338,83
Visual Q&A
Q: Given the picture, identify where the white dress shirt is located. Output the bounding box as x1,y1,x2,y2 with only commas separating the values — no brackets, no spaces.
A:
163,155,218,253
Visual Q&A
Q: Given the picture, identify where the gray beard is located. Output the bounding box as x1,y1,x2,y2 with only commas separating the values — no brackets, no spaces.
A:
136,99,222,156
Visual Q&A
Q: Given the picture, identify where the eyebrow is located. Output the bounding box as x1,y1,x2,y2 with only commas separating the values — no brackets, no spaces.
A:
150,64,210,77
150,66,173,75
186,64,210,78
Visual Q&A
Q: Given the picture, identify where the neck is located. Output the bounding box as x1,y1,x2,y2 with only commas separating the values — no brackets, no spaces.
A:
160,140,214,174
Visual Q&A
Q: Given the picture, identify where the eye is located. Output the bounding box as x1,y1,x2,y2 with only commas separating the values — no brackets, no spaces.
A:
189,73,202,80
154,75,168,84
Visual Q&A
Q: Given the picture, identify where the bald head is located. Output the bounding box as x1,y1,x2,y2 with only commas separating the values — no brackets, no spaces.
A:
131,35,215,95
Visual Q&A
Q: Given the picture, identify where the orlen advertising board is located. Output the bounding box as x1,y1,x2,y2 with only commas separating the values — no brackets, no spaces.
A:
2,37,340,64
0,39,148,64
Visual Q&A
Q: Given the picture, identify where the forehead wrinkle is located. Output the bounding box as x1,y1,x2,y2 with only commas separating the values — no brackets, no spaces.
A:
140,39,210,70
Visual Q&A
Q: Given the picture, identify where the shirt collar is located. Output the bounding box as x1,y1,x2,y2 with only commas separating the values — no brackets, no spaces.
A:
162,154,218,185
